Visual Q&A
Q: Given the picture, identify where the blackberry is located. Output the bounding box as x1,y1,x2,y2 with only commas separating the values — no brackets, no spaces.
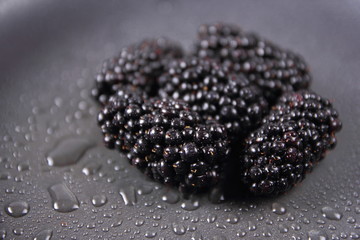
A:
240,90,342,195
195,23,311,103
98,94,230,194
92,38,183,105
158,57,269,139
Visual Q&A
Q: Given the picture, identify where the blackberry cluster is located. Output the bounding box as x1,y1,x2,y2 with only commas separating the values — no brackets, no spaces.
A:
158,57,269,139
94,23,342,196
98,92,230,194
195,23,311,104
240,90,342,195
92,38,183,105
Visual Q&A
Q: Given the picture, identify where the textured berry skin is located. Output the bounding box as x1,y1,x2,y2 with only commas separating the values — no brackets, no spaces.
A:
92,38,183,105
158,57,269,139
240,90,342,195
98,93,230,194
195,23,311,104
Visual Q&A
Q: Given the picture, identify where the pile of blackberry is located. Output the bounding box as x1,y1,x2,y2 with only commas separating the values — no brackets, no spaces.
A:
93,23,342,196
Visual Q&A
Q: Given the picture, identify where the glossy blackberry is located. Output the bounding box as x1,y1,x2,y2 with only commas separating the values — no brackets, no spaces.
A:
158,57,269,139
92,38,183,105
98,95,230,194
195,23,311,104
240,90,342,195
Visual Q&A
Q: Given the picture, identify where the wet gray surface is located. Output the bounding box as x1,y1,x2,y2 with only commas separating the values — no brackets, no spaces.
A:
0,0,360,239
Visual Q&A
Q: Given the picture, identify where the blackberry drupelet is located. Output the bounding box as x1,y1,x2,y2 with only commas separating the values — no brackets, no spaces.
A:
92,38,183,105
158,57,269,139
98,93,230,194
195,23,311,104
240,90,342,195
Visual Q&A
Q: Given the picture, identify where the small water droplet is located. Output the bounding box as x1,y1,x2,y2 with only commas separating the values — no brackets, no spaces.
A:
208,186,225,204
144,231,157,238
161,190,179,204
308,229,328,240
207,214,217,223
278,224,288,233
136,184,153,195
111,220,123,228
272,202,286,215
33,229,53,240
170,222,186,235
46,138,94,166
248,221,257,231
119,186,137,206
191,232,204,240
82,161,101,176
135,219,145,227
5,201,30,217
17,162,30,172
13,228,24,236
48,183,79,212
226,214,239,224
91,194,107,207
0,229,6,239
321,206,342,221
0,172,11,180
181,199,200,211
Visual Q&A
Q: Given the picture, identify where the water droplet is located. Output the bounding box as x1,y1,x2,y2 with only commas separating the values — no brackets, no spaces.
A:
191,232,204,240
208,186,225,204
225,214,239,224
272,202,286,215
119,186,137,206
136,184,154,195
181,199,200,211
144,231,157,238
111,220,123,228
135,219,145,227
321,206,342,220
13,228,24,236
207,214,217,223
48,183,79,212
46,138,94,166
161,190,179,204
33,229,53,240
308,229,328,240
172,222,186,235
82,161,101,176
248,221,257,231
0,229,6,239
0,172,11,180
278,224,288,233
5,201,30,217
17,162,30,172
91,194,107,207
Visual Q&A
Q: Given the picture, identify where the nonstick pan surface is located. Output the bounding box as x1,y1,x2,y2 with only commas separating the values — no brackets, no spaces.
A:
1,1,359,239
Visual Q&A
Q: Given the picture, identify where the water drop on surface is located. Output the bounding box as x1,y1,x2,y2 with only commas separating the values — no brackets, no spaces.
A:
207,214,217,223
91,194,107,207
144,231,157,238
82,161,101,176
0,229,6,239
13,228,24,236
46,138,94,166
48,183,79,212
172,222,186,235
17,162,30,172
0,172,11,180
5,200,30,217
111,220,123,228
119,186,137,206
136,184,153,195
33,229,53,240
181,199,200,211
272,202,286,215
161,190,179,204
321,206,342,221
308,229,328,240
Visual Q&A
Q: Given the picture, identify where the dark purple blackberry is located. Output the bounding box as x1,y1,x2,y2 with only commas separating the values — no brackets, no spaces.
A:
92,38,183,105
240,90,342,195
195,23,311,104
98,94,230,194
158,57,269,139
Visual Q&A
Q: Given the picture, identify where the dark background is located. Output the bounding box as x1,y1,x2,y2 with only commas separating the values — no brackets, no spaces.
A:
0,0,359,239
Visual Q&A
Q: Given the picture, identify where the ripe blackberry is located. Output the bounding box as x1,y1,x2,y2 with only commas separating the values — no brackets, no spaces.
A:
158,57,269,139
92,38,183,105
98,94,230,194
240,90,341,195
195,23,311,104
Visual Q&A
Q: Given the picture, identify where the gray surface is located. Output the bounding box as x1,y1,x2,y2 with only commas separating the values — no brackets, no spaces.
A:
0,0,360,239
